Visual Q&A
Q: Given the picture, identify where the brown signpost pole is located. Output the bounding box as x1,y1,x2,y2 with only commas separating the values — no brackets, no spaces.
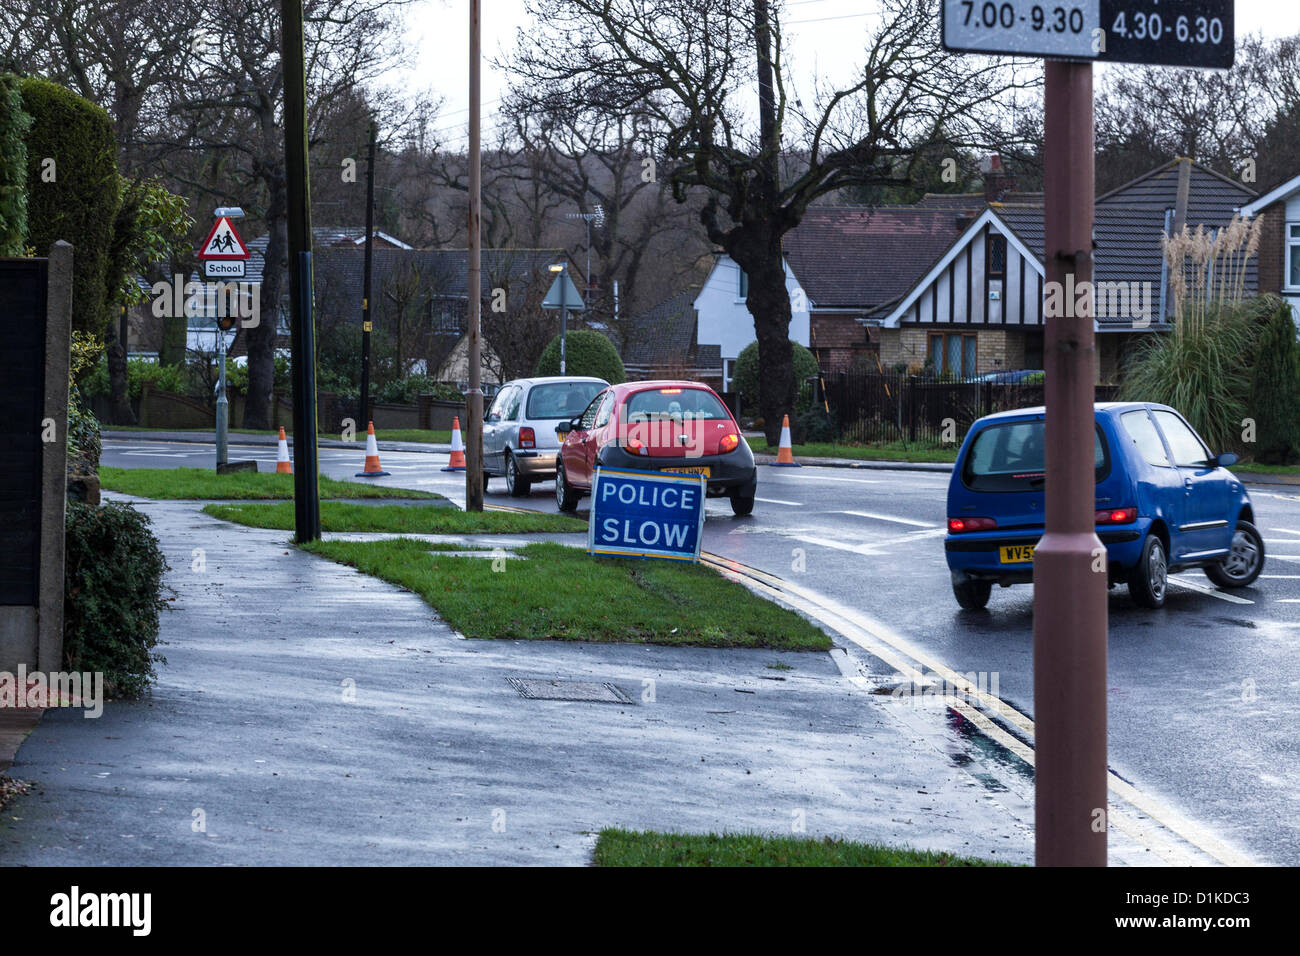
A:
1034,59,1108,867
464,0,484,512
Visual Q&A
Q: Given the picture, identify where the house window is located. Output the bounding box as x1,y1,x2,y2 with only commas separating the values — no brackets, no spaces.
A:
1288,223,1300,289
737,267,748,299
928,332,977,378
987,233,1007,280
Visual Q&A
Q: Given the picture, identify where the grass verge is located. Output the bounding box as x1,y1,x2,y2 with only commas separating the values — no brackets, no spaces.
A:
205,501,585,534
302,538,831,649
591,829,1009,866
103,425,451,444
747,438,957,464
100,467,442,500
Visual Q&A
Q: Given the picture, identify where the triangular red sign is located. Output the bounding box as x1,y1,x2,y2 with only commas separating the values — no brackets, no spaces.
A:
197,216,250,260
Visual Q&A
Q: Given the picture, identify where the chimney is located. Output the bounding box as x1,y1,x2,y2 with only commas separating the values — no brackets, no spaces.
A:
980,153,1016,204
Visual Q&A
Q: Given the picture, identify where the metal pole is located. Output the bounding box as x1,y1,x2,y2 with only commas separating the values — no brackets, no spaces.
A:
281,0,321,542
1034,59,1107,867
559,263,568,375
584,220,591,308
360,121,376,430
465,0,484,511
216,322,228,468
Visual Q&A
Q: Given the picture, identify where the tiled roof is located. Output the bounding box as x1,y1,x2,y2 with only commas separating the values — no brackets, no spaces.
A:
783,206,970,310
619,288,700,369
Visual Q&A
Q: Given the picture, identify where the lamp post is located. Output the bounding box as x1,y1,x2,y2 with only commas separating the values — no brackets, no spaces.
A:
548,262,568,373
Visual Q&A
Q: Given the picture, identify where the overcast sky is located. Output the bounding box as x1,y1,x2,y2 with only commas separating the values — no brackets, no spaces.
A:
394,1,1300,148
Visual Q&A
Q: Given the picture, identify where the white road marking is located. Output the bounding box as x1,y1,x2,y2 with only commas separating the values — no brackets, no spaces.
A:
1269,528,1300,536
754,496,804,506
1261,574,1300,579
838,510,936,528
119,451,197,458
1273,599,1300,603
764,473,883,485
1166,576,1254,605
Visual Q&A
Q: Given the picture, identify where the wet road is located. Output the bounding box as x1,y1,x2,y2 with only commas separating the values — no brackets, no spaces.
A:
103,438,1300,864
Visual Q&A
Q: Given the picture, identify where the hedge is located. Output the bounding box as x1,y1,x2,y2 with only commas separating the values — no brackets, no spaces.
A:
21,76,119,337
732,339,819,414
0,73,30,256
535,329,626,383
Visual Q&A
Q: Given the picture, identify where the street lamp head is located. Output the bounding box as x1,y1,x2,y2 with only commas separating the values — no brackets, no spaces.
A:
214,206,246,219
548,263,565,273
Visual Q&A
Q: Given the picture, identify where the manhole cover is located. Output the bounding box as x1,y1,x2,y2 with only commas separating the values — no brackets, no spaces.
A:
507,678,633,704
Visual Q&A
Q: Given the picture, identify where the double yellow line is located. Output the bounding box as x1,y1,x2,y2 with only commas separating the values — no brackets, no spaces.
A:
700,552,1255,867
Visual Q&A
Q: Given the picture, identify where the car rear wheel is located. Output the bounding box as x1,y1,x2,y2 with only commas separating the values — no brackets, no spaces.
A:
730,493,754,516
1127,533,1168,608
1204,520,1264,589
952,577,992,610
505,452,531,498
555,461,579,512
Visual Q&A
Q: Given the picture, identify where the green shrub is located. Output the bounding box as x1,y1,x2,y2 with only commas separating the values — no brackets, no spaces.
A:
374,373,464,405
63,502,170,698
67,390,102,476
535,330,626,383
0,73,31,256
84,357,186,399
1120,302,1261,454
794,406,837,444
1246,302,1300,464
732,340,819,414
21,77,119,337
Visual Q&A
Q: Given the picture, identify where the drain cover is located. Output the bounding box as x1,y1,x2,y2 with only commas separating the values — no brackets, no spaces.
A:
507,678,633,704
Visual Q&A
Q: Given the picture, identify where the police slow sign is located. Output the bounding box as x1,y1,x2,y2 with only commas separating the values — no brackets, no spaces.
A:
588,468,707,562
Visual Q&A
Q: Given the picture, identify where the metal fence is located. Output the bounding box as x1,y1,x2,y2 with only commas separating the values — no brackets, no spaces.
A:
819,371,1121,445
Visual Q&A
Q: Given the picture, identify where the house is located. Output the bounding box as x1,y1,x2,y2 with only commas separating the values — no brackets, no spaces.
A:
617,288,722,389
1238,173,1300,324
692,204,977,389
880,158,1259,381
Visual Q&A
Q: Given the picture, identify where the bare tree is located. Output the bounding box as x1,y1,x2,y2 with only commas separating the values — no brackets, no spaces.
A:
507,0,1036,441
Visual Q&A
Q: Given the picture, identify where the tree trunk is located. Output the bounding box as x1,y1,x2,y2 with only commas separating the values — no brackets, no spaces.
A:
105,312,136,425
244,173,287,430
738,236,795,446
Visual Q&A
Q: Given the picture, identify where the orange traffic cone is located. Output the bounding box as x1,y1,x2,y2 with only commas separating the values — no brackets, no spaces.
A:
769,414,800,467
442,416,467,472
275,426,292,474
355,421,390,477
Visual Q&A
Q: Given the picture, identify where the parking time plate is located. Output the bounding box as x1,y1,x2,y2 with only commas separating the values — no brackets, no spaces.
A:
663,466,710,477
999,544,1035,564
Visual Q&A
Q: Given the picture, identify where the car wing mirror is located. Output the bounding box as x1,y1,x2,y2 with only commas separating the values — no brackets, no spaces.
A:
556,420,573,435
1215,452,1239,468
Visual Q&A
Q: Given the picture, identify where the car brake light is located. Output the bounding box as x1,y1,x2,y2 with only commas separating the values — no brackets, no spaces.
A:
519,427,535,449
626,438,645,454
948,517,997,533
1095,507,1137,524
719,433,739,453
659,388,682,394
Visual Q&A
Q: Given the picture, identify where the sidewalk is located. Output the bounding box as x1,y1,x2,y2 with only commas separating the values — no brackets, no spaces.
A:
0,497,1038,866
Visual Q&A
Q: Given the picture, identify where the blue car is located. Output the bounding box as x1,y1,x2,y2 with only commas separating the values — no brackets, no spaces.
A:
945,403,1264,610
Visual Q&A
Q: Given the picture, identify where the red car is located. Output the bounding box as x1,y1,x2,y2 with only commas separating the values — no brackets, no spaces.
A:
554,380,758,516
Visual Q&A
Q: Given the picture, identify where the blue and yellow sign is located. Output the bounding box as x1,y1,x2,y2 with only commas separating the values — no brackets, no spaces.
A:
588,467,707,562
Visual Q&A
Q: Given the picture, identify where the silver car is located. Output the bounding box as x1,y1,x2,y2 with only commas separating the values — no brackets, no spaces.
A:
483,376,609,496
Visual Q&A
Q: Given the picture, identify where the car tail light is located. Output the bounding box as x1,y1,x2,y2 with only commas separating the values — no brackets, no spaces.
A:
659,388,682,394
719,433,739,453
1095,507,1137,524
519,427,536,449
626,438,645,454
948,517,997,533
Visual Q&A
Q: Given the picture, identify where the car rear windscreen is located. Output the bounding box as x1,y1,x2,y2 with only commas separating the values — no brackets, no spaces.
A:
526,381,605,420
625,387,731,422
962,420,1110,492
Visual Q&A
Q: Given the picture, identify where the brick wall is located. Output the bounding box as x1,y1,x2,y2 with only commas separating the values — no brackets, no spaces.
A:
811,313,872,372
1257,204,1286,295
